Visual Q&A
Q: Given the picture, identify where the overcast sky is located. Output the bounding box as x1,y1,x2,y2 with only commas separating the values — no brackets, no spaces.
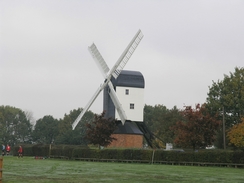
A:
1,0,244,121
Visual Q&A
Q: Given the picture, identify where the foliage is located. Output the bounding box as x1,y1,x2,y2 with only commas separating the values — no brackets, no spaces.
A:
0,105,32,145
12,144,29,156
144,105,182,147
25,110,36,126
153,150,242,163
32,115,59,144
207,67,244,128
0,106,95,146
9,144,244,165
55,108,94,145
213,128,225,149
85,111,117,148
172,104,221,150
227,118,244,150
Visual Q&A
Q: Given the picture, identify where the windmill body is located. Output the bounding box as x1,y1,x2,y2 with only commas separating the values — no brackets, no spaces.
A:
104,70,144,122
104,70,149,148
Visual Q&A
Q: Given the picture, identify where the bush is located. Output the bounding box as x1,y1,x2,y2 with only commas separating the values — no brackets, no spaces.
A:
12,144,244,164
99,149,119,159
32,144,49,156
50,145,88,159
13,144,33,156
72,148,97,159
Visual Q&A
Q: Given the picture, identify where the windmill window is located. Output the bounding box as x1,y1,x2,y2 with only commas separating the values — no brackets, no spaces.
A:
125,89,129,95
130,103,134,109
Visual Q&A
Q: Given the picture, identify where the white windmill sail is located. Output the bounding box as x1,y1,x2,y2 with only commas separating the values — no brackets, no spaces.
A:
72,30,143,130
111,29,143,79
72,81,108,130
107,81,127,123
88,43,109,78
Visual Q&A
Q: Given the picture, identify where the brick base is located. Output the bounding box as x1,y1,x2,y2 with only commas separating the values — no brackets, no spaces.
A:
108,134,143,148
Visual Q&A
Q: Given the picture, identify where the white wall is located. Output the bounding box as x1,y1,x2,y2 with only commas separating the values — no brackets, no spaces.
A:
115,86,144,122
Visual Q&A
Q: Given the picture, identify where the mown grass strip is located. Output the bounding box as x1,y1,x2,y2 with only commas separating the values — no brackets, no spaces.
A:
2,156,244,183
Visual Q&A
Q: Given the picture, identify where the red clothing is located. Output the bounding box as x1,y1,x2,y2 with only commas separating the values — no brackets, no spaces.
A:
18,146,23,153
6,145,10,151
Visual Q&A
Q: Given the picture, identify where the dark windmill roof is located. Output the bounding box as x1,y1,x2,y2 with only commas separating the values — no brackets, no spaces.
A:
111,70,145,88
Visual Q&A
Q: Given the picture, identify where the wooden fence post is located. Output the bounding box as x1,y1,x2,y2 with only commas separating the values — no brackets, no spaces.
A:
49,144,52,157
151,149,155,164
0,157,3,183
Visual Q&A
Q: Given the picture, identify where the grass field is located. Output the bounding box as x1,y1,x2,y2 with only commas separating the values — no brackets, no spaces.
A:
1,156,244,183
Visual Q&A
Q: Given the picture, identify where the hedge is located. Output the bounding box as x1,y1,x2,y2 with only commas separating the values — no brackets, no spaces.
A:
12,145,244,164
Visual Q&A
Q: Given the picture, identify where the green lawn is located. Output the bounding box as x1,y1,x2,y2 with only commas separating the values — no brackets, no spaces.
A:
1,156,244,183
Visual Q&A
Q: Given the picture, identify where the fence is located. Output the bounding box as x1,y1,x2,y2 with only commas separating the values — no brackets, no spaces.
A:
0,157,2,183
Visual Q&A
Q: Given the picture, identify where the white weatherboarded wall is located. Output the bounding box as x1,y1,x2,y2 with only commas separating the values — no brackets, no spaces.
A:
115,86,144,122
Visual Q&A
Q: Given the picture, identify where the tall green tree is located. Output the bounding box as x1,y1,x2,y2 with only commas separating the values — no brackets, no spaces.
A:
172,104,221,150
0,105,32,145
32,115,59,144
207,67,244,128
144,105,182,147
56,108,94,145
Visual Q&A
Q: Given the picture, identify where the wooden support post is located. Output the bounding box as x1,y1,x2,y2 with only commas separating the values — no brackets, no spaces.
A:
223,106,226,150
151,149,155,164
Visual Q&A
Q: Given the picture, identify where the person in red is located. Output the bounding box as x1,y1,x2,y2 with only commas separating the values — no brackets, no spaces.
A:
18,145,23,158
6,144,11,155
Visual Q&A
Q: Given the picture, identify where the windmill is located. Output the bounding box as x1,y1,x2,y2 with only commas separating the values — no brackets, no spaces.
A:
72,30,143,130
72,30,154,148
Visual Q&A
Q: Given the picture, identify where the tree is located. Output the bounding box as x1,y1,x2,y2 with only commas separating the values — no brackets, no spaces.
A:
25,110,36,127
56,108,94,145
85,111,117,148
0,105,32,145
32,115,58,144
207,67,244,128
172,104,221,150
144,105,182,148
227,118,244,150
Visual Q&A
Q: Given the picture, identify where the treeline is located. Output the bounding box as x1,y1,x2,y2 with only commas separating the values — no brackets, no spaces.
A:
1,67,244,151
0,104,214,148
0,106,94,146
0,103,243,151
